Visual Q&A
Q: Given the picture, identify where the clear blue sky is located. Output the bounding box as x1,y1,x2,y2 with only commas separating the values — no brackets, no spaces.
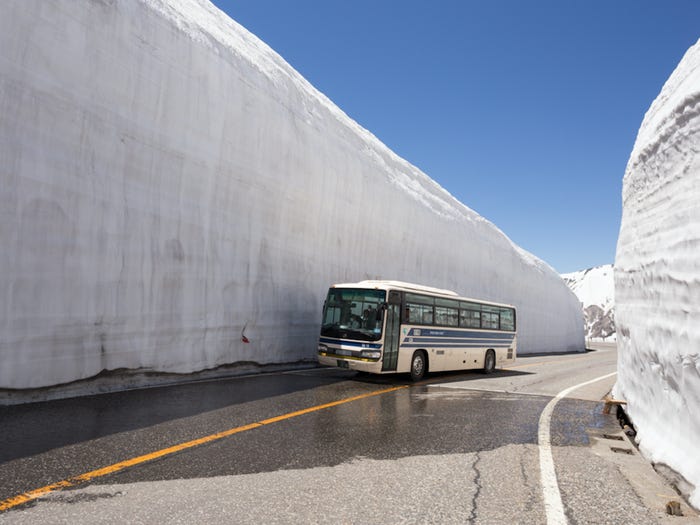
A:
213,1,700,274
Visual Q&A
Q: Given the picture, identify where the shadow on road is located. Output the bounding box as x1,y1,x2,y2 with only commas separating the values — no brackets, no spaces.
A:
0,369,350,463
350,367,534,386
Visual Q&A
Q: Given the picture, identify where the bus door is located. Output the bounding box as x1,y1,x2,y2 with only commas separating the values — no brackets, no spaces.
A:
382,291,401,371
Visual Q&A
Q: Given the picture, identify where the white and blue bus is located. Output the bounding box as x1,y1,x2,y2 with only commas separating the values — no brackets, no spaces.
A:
318,280,516,381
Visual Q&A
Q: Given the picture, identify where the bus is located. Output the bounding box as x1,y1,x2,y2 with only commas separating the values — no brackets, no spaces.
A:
317,280,516,381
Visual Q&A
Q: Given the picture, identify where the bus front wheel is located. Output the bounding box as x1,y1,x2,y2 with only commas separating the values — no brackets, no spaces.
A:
483,349,496,374
410,351,427,381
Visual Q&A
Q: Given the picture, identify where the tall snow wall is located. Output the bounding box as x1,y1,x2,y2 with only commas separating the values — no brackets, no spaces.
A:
615,38,700,507
0,0,584,390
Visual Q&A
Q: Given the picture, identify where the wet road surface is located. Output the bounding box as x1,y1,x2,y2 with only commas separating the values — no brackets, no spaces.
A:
0,344,692,523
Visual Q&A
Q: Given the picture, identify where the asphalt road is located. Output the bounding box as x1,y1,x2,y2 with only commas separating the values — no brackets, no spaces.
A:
0,343,696,523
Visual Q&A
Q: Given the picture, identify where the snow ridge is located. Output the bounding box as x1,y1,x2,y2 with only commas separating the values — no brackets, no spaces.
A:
144,0,531,243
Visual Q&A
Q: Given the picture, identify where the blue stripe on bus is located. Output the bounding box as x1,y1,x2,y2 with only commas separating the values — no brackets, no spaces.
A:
406,336,515,344
319,337,382,349
406,328,515,339
401,343,512,349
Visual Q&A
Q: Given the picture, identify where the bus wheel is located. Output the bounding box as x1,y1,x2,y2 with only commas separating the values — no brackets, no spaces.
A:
483,349,496,374
410,351,427,381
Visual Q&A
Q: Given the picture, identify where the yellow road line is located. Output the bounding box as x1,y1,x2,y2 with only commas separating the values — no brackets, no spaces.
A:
0,384,408,512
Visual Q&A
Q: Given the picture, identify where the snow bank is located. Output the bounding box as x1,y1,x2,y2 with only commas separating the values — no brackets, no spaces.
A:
0,0,583,390
562,265,616,341
614,38,700,507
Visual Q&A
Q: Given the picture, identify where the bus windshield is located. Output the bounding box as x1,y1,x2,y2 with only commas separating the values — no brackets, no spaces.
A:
321,288,386,342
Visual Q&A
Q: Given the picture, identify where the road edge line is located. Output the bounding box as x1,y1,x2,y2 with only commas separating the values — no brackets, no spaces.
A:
538,371,617,525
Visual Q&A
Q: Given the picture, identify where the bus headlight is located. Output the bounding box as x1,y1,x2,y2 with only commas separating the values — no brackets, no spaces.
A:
318,344,328,354
360,350,381,360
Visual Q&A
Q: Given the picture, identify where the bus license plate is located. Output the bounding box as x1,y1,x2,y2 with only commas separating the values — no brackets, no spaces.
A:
337,360,349,369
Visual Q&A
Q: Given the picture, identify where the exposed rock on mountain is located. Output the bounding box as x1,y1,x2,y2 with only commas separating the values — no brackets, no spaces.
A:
562,265,616,341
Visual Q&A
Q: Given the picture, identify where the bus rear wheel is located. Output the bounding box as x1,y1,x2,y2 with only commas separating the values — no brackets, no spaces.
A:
483,349,496,374
410,351,427,381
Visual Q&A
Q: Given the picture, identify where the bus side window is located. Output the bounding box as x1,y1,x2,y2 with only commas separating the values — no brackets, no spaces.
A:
406,302,432,324
389,291,402,304
421,305,434,325
460,309,481,328
500,307,515,331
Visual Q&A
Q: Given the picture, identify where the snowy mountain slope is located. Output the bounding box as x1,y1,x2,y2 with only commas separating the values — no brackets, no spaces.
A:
614,38,700,507
0,0,583,390
561,265,616,341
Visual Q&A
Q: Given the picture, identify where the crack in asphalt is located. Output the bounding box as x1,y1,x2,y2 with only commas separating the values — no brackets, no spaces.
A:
468,452,482,524
520,452,536,514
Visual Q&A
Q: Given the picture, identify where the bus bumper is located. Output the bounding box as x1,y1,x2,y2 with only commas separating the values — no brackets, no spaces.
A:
318,354,380,373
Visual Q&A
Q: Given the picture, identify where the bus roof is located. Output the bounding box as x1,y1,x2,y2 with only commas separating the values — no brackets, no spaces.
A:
329,280,515,309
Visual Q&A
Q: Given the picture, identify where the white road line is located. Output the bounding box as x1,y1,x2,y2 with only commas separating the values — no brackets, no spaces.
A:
538,371,618,525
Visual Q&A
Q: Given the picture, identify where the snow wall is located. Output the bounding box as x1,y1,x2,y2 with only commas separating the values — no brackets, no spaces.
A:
0,0,584,390
614,38,700,507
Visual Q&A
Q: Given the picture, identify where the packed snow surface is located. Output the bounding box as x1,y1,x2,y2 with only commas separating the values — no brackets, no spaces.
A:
0,0,583,390
562,265,616,341
614,38,700,507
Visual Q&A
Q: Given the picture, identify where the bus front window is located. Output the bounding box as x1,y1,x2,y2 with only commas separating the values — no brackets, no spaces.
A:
321,288,386,341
